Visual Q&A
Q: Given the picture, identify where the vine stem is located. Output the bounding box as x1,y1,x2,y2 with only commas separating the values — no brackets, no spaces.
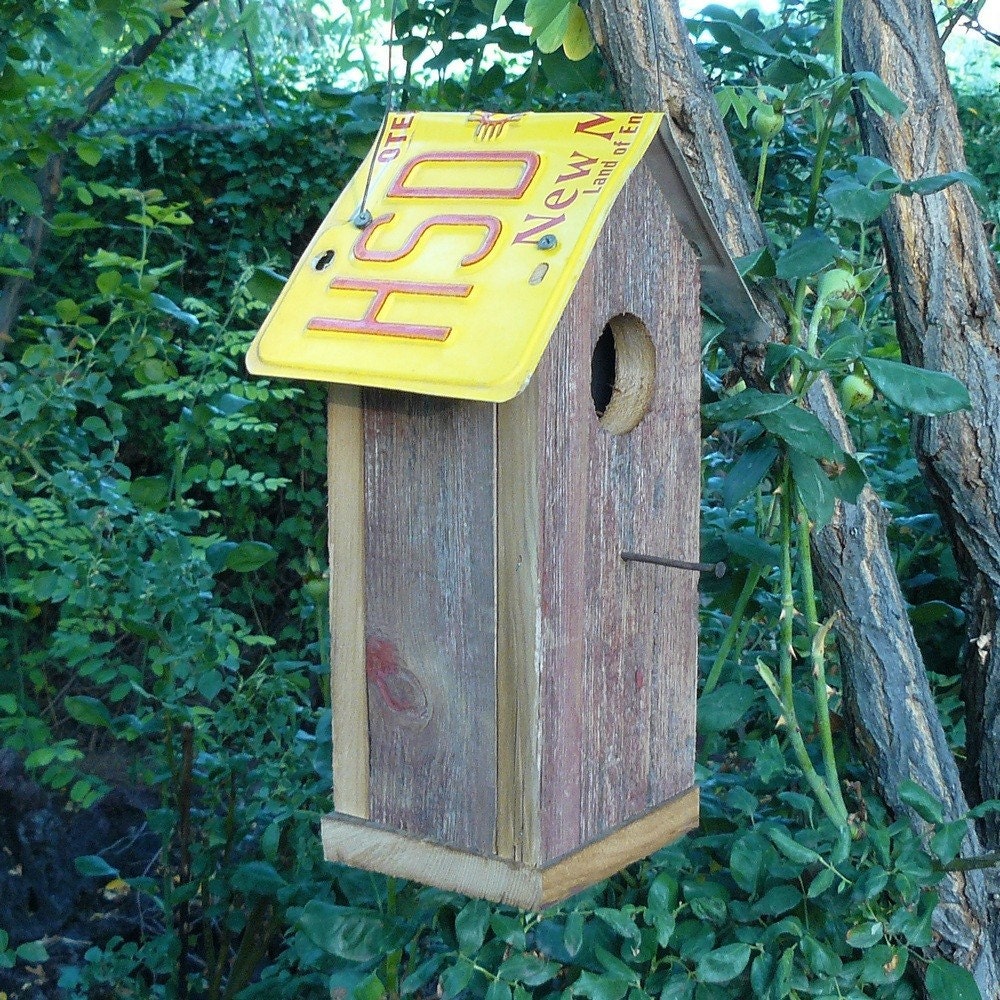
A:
753,138,770,210
703,565,764,696
833,0,844,77
773,468,849,827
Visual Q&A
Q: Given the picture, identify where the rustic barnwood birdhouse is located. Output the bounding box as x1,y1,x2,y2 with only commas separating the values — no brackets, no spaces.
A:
246,111,759,908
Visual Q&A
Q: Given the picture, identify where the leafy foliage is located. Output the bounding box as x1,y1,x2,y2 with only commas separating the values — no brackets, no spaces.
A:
1,0,997,998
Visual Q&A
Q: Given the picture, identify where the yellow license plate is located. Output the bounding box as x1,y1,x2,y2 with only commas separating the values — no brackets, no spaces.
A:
246,111,662,401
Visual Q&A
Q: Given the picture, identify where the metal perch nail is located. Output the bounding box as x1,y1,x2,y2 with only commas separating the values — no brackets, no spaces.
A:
621,551,727,578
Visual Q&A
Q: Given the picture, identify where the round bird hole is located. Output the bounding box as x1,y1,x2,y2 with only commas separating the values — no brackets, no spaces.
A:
590,314,655,434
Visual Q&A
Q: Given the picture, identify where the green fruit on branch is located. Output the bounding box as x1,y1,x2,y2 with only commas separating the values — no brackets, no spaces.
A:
816,268,861,310
752,106,785,141
840,372,875,410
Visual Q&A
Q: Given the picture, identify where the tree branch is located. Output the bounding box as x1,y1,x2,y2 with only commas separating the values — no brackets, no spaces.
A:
0,0,212,354
586,0,1000,988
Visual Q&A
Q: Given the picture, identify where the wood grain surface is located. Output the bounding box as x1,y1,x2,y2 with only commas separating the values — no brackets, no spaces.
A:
524,160,701,859
327,385,370,818
362,390,498,855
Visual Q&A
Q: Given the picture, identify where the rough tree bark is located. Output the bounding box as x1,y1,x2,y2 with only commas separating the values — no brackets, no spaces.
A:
843,0,1000,846
585,0,1000,991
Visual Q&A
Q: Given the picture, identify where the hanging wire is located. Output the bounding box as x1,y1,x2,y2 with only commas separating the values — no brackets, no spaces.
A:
352,0,402,228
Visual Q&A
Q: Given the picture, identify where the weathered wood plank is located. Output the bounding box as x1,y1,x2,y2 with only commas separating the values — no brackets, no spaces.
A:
323,811,539,908
362,390,498,855
321,787,697,909
539,787,698,905
328,384,370,818
532,161,700,858
497,380,542,865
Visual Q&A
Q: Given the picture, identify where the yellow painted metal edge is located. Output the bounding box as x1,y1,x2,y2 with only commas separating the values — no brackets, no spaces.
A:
245,112,663,402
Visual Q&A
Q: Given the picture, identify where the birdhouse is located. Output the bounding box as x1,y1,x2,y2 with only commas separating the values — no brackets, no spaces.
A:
246,111,760,908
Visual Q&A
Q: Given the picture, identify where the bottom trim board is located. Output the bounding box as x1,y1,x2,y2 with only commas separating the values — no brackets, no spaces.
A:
321,786,699,909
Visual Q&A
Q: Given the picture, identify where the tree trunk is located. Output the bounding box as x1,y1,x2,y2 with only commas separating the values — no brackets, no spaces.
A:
843,0,1000,820
586,0,1000,990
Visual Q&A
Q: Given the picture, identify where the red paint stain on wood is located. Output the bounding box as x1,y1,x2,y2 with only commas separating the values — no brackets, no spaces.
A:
365,638,430,724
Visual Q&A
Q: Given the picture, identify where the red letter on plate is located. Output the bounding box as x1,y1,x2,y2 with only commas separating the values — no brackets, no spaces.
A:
388,150,540,199
307,277,472,341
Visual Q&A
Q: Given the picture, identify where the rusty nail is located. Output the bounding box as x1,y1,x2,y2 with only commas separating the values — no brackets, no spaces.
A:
621,551,727,578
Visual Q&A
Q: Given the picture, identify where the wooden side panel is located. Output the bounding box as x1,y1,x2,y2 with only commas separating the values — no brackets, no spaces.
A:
328,385,370,818
534,159,701,859
496,380,541,865
323,812,542,909
362,391,498,855
539,788,698,906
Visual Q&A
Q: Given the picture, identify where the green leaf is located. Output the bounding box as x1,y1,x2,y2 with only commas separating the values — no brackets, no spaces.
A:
353,972,386,1000
789,449,836,529
75,139,103,166
853,71,908,118
0,694,16,714
594,944,640,984
15,941,49,963
764,344,826,383
456,899,491,954
498,953,560,986
486,980,513,1000
729,833,767,894
807,868,836,898
524,0,571,49
775,227,840,280
698,683,756,733
766,826,820,865
753,885,802,917
571,970,630,1000
723,528,780,566
898,779,944,824
595,907,640,943
931,820,969,864
129,476,170,511
209,540,276,573
695,943,751,984
493,0,516,21
0,171,42,213
564,912,584,956
64,695,112,729
246,266,287,306
758,405,842,460
400,956,443,995
862,356,971,416
534,2,572,52
702,15,778,57
822,329,865,364
925,958,982,1000
902,170,984,199
702,389,794,424
846,920,884,949
968,799,1000,819
298,901,410,961
831,454,867,504
441,961,474,998
722,442,778,509
150,292,199,329
825,179,894,224
75,854,119,878
231,860,286,895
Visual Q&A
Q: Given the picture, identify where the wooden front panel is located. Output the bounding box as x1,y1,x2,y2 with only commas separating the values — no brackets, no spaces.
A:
362,391,497,855
529,160,701,860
